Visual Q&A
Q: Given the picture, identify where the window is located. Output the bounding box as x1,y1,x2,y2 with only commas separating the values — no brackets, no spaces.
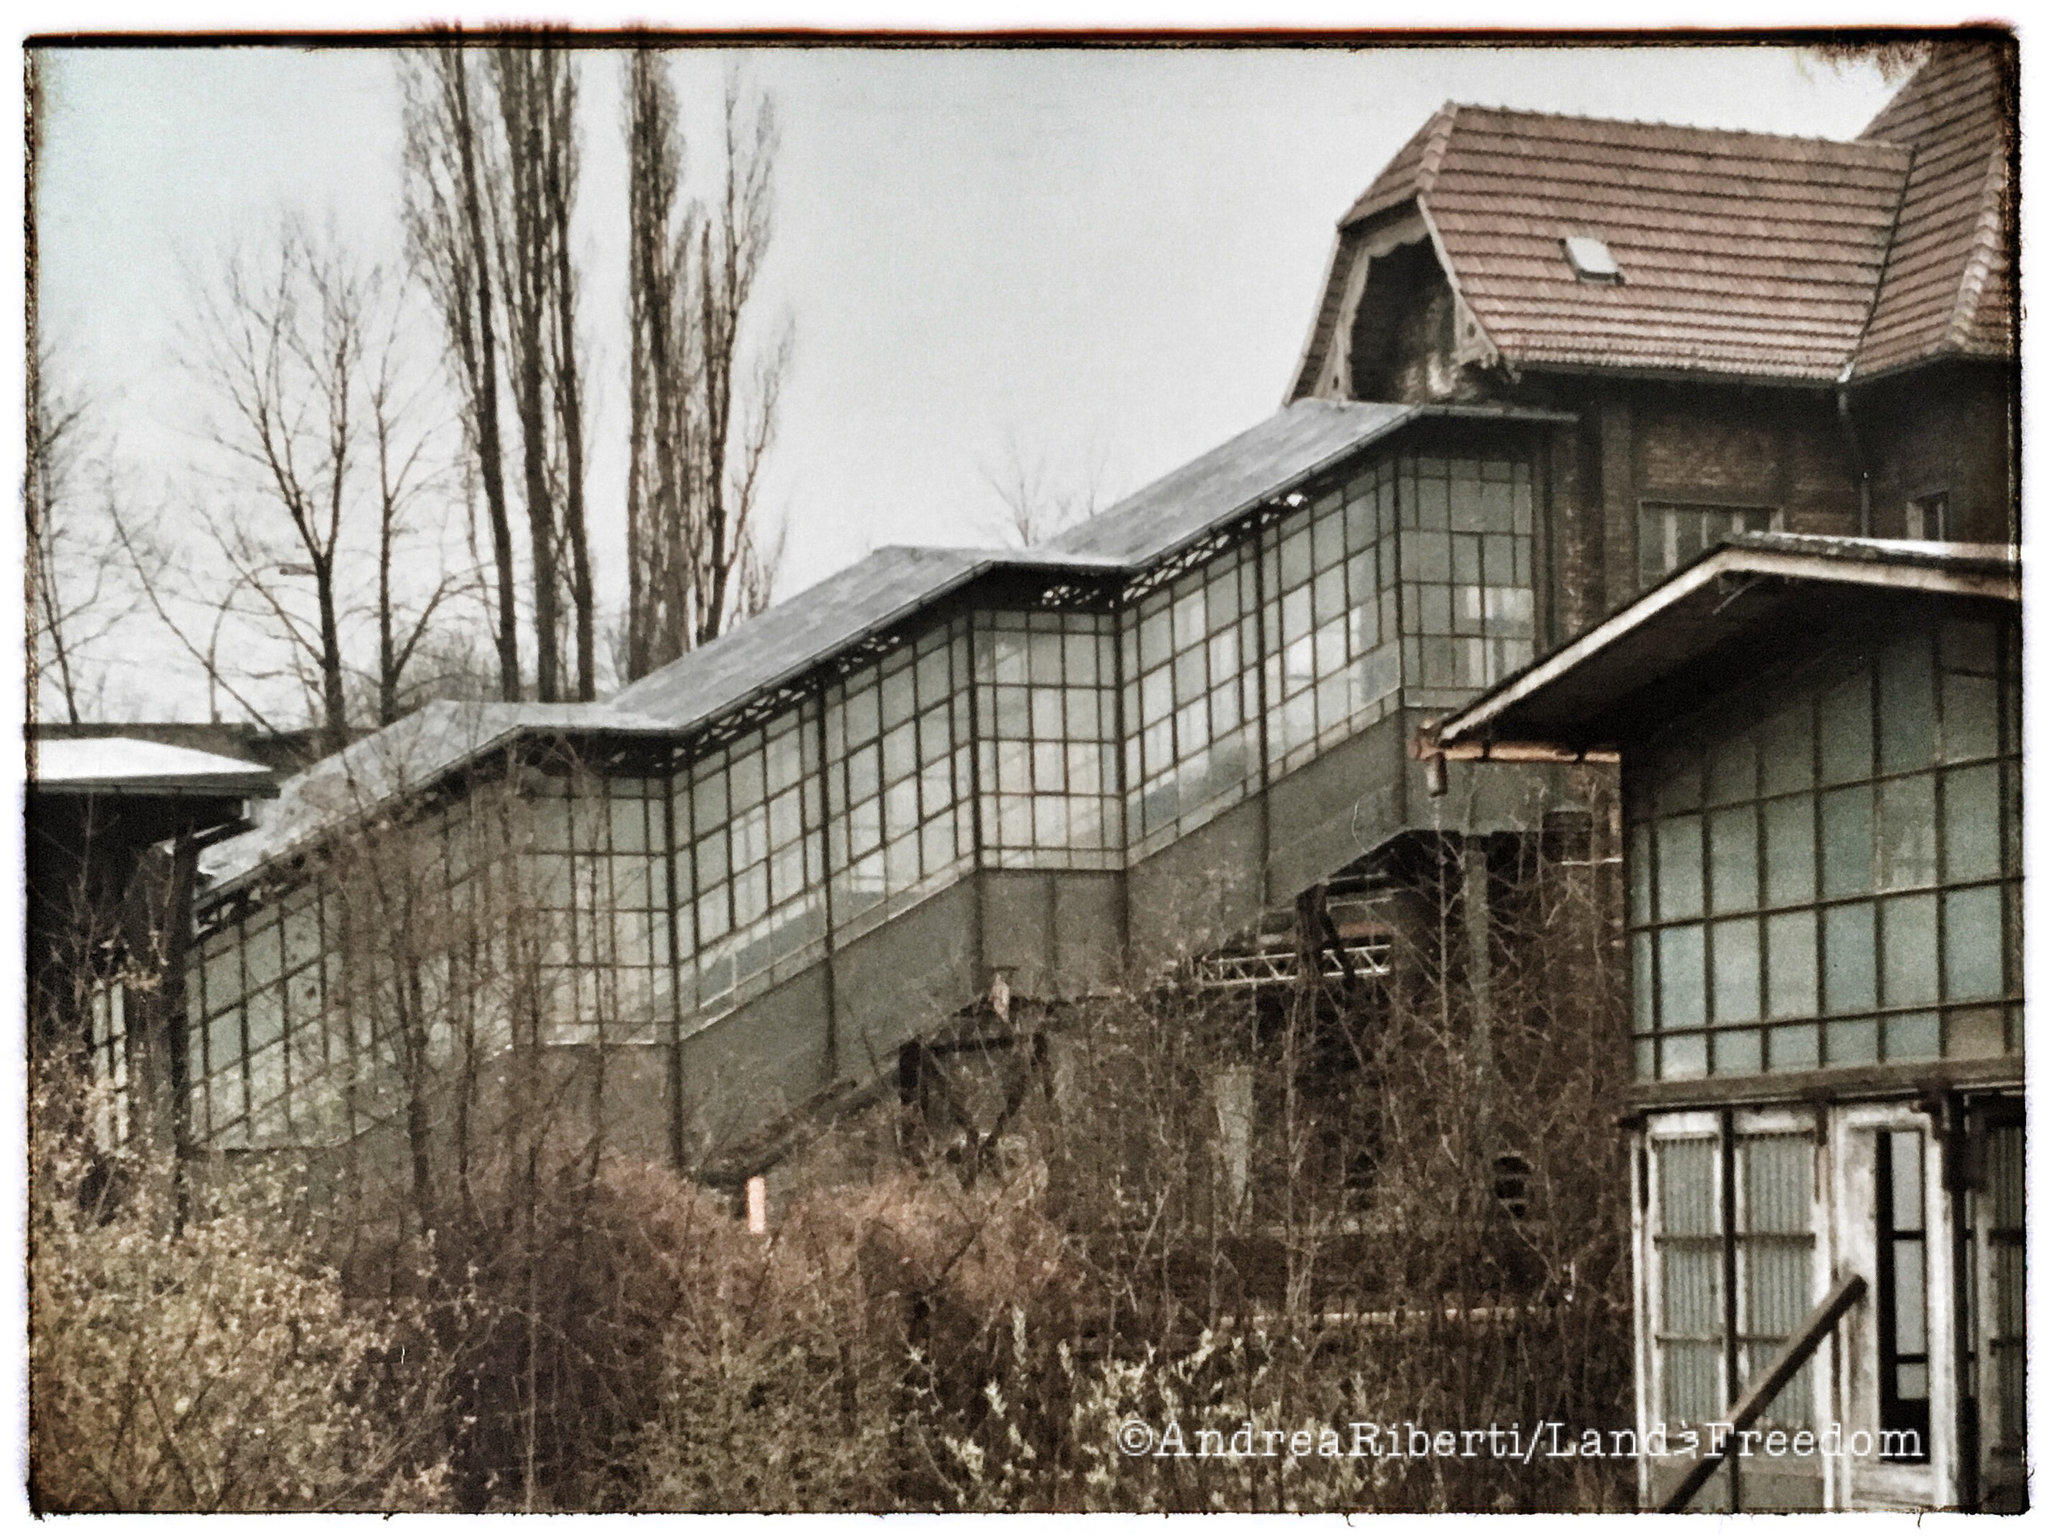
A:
1906,492,1949,542
681,710,828,1012
1638,502,1778,587
1562,233,1622,283
1397,452,1537,702
1651,1124,1818,1445
1655,1137,1724,1425
1875,1129,1931,1462
1124,540,1263,845
1981,1122,2026,1464
977,609,1121,869
87,983,130,1149
822,620,973,944
530,771,672,1045
1739,1134,1817,1428
1629,617,2018,1081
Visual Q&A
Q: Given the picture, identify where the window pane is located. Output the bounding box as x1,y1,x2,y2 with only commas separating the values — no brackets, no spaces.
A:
1764,797,1815,906
1942,763,2002,883
1878,634,1937,773
1943,885,2006,1000
1818,672,1873,785
1707,733,1757,806
1760,701,1814,796
1884,1011,1941,1062
1826,1016,1878,1066
1877,775,1938,890
1708,805,1758,913
1823,902,1877,1013
1881,895,1939,1008
1820,785,1873,897
1658,816,1704,920
1940,670,2001,762
1659,925,1705,1030
1766,911,1818,1018
1633,929,1657,1032
1714,1029,1762,1076
1711,918,1761,1022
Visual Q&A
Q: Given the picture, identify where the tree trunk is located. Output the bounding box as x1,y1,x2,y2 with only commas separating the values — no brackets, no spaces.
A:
445,47,523,702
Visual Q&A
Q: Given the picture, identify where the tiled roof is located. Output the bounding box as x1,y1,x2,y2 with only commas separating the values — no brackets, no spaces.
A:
1853,41,2016,377
1293,42,2012,392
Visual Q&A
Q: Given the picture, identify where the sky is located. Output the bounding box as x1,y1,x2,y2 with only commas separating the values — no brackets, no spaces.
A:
30,36,1907,721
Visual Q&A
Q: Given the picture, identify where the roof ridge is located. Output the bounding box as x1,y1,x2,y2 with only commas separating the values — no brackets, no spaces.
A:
1943,141,2012,355
1417,101,1460,192
1840,137,1917,382
1434,98,1882,149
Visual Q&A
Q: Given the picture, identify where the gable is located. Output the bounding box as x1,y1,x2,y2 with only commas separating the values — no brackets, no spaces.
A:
1853,40,2016,377
1292,42,2013,397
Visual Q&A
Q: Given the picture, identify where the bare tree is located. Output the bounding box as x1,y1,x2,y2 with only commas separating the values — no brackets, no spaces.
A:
110,224,469,749
403,44,522,702
187,228,366,754
979,433,1113,548
27,346,121,725
622,55,790,681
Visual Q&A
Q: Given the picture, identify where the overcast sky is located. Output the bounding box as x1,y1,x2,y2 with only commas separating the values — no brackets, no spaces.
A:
32,38,1903,720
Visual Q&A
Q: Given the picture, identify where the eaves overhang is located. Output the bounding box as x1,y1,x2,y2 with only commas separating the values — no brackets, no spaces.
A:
1425,534,2019,760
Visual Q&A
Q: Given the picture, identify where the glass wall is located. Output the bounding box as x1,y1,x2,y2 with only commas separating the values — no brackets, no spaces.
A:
528,768,674,1045
1399,453,1538,702
1122,542,1262,849
821,619,975,946
183,428,1553,1148
1628,614,2020,1081
189,881,358,1149
1261,460,1404,776
977,609,1121,869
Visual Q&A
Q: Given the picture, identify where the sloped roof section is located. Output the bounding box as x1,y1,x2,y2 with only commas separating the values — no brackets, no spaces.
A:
1054,398,1568,567
612,543,1121,730
1853,41,2016,377
1320,106,1912,383
1053,400,1413,564
201,699,671,893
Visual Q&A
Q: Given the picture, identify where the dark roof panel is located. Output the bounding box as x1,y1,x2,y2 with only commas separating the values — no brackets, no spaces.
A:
611,543,1118,730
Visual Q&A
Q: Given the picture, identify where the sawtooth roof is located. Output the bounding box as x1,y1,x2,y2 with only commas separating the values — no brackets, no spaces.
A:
1291,40,2013,393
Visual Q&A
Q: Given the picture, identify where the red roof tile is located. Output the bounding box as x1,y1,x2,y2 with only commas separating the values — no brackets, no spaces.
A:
1290,43,2013,397
1853,41,2015,377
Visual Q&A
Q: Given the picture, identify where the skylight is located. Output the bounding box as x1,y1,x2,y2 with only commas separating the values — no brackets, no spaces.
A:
1562,235,1622,283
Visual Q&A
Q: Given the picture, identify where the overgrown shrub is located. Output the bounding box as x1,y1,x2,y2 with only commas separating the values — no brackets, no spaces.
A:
28,1116,450,1511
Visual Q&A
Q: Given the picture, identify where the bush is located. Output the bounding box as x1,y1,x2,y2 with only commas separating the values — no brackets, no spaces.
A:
29,1118,449,1511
